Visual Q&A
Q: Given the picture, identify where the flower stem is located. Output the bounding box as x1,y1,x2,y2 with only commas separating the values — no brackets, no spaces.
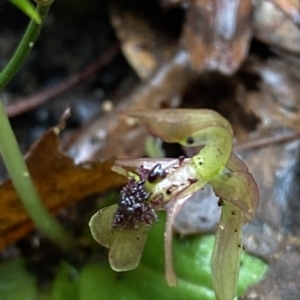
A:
0,5,50,89
0,2,73,250
0,100,73,249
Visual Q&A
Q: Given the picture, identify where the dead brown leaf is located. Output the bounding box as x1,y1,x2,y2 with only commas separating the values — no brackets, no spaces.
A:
109,0,178,79
254,0,300,53
0,113,126,251
242,56,300,131
184,0,252,75
64,49,196,163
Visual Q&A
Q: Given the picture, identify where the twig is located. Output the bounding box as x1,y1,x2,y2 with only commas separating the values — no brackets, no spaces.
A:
5,42,120,117
234,131,300,152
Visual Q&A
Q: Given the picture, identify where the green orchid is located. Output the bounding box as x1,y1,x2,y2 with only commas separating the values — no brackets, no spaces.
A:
89,109,259,300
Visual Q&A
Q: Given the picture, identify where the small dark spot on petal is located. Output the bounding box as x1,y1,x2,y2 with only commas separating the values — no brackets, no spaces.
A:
231,211,235,216
218,199,224,206
186,136,194,144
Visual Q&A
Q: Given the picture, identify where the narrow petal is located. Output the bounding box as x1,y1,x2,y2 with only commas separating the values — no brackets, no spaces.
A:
212,201,243,300
164,195,190,286
164,179,208,286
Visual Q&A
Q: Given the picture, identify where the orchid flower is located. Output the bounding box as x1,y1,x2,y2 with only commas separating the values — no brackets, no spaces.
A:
89,109,259,300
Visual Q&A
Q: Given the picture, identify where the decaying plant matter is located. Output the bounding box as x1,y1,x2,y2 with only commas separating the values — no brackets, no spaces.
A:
66,0,300,163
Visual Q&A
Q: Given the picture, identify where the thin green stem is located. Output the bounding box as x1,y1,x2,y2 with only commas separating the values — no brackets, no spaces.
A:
0,100,72,249
0,2,73,249
0,5,50,89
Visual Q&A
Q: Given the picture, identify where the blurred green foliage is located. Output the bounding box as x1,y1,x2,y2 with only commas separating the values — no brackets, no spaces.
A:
7,0,41,23
0,259,37,300
0,213,268,300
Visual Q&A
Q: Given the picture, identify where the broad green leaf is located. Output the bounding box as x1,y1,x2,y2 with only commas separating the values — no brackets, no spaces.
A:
79,262,138,300
84,212,267,300
0,259,37,300
51,262,79,300
8,0,41,23
89,204,151,272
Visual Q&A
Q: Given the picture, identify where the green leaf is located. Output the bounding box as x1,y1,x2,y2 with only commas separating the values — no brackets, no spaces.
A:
0,259,37,300
51,262,79,300
79,262,138,300
83,212,268,300
8,0,41,24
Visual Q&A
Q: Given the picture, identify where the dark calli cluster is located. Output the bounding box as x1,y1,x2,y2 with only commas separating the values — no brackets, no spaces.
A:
113,175,158,229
